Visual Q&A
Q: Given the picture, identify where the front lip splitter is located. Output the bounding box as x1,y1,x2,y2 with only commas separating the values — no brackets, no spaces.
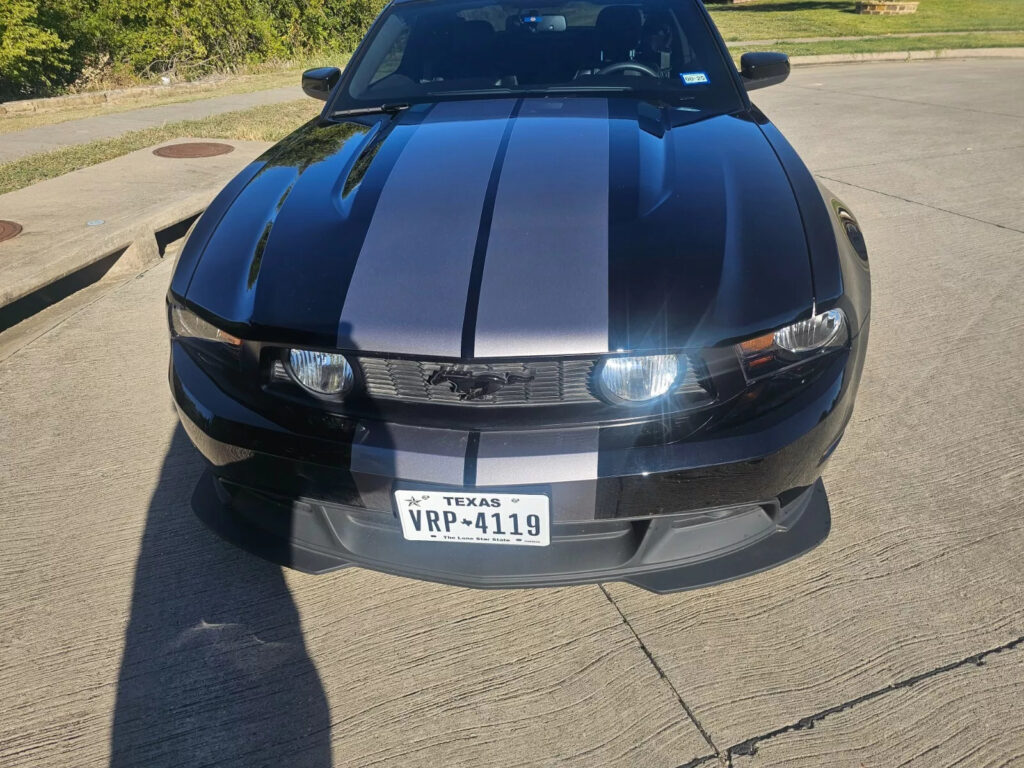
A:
192,470,829,594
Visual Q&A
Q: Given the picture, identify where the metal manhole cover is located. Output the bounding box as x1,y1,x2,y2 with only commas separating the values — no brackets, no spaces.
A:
0,220,23,244
153,142,235,159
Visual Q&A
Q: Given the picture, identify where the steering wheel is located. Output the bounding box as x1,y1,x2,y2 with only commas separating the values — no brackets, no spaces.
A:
597,61,659,77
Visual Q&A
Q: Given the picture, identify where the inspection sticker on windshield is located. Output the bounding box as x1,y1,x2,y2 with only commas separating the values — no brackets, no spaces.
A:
395,490,550,547
681,72,710,85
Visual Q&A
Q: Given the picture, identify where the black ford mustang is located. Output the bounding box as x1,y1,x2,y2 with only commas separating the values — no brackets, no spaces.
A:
168,0,870,593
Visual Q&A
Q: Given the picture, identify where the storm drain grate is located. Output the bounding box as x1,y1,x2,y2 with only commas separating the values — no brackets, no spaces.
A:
0,220,23,244
153,142,234,159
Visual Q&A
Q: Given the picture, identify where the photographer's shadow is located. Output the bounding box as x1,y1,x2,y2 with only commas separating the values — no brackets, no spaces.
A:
109,426,331,767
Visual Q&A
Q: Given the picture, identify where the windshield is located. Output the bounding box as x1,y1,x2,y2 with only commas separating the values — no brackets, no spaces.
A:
337,0,741,113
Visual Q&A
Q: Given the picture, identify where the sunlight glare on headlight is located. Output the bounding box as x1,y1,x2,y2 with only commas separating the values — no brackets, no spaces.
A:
598,354,681,403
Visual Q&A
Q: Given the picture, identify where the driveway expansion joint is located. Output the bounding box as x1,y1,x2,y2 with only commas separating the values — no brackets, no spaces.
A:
598,585,726,765
724,633,1024,761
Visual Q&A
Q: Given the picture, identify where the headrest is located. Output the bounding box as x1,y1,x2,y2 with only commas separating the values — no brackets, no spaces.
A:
596,6,643,38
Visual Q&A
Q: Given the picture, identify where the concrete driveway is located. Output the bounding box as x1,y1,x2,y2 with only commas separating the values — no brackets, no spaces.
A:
1,58,1023,767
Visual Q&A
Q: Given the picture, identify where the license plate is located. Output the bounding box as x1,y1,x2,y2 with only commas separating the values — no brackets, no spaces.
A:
394,490,550,547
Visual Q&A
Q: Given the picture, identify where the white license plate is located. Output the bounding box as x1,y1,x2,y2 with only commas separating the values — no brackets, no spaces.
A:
394,490,550,547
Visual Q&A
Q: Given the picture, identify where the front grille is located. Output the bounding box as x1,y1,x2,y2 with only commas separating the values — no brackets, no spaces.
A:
358,358,595,405
355,356,710,406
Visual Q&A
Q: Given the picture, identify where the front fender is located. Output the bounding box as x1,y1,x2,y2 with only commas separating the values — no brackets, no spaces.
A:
169,160,267,299
816,184,871,336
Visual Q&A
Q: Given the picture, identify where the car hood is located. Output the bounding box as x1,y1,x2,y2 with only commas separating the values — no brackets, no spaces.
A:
181,98,813,356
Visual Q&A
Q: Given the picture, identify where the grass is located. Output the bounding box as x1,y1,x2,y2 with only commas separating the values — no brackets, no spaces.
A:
709,0,1024,41
729,30,1024,60
0,99,320,195
0,55,347,136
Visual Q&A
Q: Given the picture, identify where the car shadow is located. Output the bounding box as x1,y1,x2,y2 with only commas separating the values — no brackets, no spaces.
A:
108,425,332,768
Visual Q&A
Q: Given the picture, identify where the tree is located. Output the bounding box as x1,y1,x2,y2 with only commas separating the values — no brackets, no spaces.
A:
0,0,71,97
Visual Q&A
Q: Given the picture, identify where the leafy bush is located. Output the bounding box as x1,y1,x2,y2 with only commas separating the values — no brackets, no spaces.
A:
0,0,71,96
0,0,390,99
91,0,285,76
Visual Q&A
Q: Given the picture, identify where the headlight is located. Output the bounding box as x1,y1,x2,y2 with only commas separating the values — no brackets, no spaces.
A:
169,303,242,347
737,309,848,381
596,353,681,404
287,349,354,395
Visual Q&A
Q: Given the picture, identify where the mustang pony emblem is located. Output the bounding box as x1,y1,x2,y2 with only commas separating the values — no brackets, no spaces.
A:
427,367,535,401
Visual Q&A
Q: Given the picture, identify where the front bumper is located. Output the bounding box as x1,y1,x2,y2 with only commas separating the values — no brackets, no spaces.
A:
193,468,829,593
171,324,866,592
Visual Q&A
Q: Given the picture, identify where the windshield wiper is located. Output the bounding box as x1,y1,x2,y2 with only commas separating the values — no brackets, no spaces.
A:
331,103,411,117
432,86,633,97
422,87,701,109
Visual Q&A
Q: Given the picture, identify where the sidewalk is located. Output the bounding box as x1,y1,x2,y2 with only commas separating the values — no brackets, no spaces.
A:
726,29,1024,47
0,86,298,164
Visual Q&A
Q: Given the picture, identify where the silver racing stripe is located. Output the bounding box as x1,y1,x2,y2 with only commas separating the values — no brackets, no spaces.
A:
350,421,470,485
337,100,516,356
472,98,611,358
475,426,600,486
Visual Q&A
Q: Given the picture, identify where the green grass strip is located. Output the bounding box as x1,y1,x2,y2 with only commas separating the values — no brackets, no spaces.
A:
0,99,320,195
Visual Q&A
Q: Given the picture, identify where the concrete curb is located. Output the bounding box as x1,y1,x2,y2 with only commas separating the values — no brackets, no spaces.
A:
788,47,1024,66
727,31,1024,48
0,139,271,318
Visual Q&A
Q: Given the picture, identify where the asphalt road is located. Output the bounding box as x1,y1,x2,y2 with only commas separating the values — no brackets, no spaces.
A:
1,59,1023,767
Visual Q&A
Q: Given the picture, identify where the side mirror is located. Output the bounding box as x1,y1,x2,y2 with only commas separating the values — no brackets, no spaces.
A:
739,52,790,91
302,67,342,101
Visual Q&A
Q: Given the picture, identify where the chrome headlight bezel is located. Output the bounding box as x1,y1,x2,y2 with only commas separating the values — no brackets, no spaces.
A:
168,301,244,372
736,308,849,382
169,301,243,347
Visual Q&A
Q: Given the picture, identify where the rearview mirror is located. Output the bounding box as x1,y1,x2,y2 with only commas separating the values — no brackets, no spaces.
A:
739,52,790,91
302,67,342,101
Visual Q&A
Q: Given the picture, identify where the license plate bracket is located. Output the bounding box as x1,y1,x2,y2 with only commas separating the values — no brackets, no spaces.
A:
394,489,550,547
